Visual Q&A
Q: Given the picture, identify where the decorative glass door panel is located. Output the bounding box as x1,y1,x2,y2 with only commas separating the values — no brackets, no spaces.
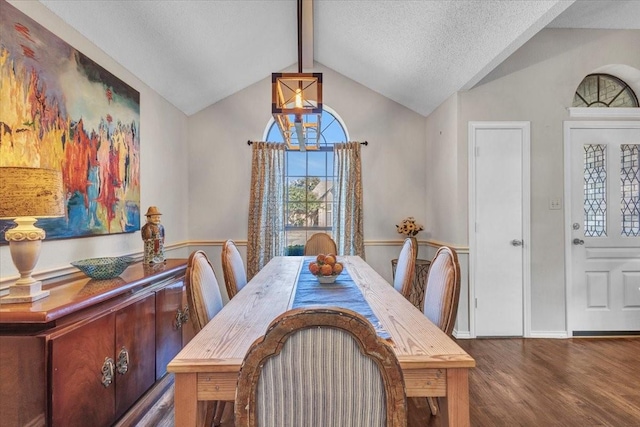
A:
569,124,640,334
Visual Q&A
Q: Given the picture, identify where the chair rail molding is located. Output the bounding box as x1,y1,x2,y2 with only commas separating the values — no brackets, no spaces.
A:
2,239,468,294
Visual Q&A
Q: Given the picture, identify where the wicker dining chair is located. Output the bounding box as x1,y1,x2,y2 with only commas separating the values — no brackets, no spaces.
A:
393,237,417,299
422,245,461,416
303,233,338,256
235,307,407,427
185,250,226,426
221,239,247,300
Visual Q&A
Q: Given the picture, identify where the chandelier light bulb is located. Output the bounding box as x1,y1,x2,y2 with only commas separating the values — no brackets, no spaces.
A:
295,88,303,108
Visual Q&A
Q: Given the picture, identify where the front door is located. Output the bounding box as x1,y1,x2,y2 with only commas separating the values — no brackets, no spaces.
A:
565,121,640,334
469,122,530,337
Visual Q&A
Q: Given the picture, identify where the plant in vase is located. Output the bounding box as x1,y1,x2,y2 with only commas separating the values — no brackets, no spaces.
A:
396,217,424,258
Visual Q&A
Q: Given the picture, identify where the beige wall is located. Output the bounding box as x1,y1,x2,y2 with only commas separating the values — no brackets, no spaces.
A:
424,93,472,334
0,1,190,284
425,93,466,245
3,4,637,338
434,28,640,335
187,63,427,285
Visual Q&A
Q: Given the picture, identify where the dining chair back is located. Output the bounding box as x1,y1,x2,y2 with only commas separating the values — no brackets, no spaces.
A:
186,250,224,333
422,246,461,336
303,233,338,256
235,307,407,427
393,237,417,299
222,239,247,300
185,250,226,426
422,246,460,416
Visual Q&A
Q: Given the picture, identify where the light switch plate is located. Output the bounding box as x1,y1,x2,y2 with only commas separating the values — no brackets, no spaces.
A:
549,198,562,210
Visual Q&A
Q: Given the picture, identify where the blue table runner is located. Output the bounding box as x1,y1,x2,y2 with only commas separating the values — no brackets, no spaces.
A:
292,258,391,339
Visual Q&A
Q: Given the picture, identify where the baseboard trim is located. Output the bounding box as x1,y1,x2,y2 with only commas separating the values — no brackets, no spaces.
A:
453,330,472,339
528,331,570,339
572,330,640,337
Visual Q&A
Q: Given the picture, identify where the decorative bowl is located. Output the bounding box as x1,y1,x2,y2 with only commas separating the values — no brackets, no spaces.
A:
71,257,135,280
316,275,338,284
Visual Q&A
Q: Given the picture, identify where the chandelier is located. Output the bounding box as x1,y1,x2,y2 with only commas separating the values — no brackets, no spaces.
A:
272,0,322,151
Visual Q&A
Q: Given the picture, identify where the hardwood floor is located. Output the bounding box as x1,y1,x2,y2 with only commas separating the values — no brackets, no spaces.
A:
459,337,640,427
135,338,640,427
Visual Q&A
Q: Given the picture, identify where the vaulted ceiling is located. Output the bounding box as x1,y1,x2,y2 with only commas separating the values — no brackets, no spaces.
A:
38,0,640,117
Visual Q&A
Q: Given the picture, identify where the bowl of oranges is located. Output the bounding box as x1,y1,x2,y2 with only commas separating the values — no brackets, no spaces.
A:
308,253,344,284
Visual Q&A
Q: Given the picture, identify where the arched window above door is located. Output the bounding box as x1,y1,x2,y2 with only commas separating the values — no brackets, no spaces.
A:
573,73,638,108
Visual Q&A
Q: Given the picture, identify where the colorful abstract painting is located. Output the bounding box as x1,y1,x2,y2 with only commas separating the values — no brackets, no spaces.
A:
0,1,140,242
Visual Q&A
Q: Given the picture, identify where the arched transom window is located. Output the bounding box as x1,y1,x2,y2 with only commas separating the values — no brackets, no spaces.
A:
573,73,638,108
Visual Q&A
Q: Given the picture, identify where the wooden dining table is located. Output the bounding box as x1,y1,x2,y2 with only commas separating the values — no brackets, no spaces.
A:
168,256,475,426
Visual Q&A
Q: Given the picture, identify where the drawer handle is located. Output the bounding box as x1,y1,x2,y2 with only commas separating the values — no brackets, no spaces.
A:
175,306,189,329
117,347,129,375
101,357,115,388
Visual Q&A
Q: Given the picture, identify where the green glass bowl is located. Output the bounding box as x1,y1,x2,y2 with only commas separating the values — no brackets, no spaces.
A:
71,257,135,280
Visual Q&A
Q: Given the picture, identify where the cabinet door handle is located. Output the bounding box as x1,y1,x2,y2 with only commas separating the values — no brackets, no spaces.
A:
175,306,189,329
116,347,129,375
101,357,115,388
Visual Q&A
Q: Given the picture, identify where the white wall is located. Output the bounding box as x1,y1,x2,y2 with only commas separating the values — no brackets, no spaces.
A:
0,1,190,285
187,63,427,289
452,28,640,335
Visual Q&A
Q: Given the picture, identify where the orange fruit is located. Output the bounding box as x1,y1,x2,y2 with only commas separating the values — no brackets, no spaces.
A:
320,264,333,276
333,263,343,275
309,262,320,275
324,255,336,266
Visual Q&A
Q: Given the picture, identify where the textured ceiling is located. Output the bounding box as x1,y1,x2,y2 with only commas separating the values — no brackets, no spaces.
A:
37,0,639,117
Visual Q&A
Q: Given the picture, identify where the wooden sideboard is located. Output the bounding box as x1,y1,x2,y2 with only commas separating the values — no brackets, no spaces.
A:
0,259,191,427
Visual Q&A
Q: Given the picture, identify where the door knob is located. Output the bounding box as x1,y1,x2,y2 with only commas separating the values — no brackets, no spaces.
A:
573,238,585,245
511,239,523,247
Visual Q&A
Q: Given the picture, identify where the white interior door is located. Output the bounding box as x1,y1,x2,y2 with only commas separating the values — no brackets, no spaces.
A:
469,122,530,337
565,122,640,334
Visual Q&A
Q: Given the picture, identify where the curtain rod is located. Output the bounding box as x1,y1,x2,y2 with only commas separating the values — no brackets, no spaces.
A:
247,140,368,146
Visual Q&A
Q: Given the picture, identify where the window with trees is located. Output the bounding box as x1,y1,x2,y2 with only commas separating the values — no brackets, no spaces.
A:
266,108,348,255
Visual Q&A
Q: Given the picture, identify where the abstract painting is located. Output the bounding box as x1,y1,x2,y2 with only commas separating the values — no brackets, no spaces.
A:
0,0,140,242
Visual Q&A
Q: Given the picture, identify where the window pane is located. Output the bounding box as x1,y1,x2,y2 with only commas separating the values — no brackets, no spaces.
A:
322,116,347,144
286,151,306,176
610,88,637,107
308,152,328,176
599,76,624,105
306,202,321,226
284,230,307,255
286,204,305,227
287,177,308,226
573,93,587,107
316,178,333,228
621,144,640,237
584,144,607,237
